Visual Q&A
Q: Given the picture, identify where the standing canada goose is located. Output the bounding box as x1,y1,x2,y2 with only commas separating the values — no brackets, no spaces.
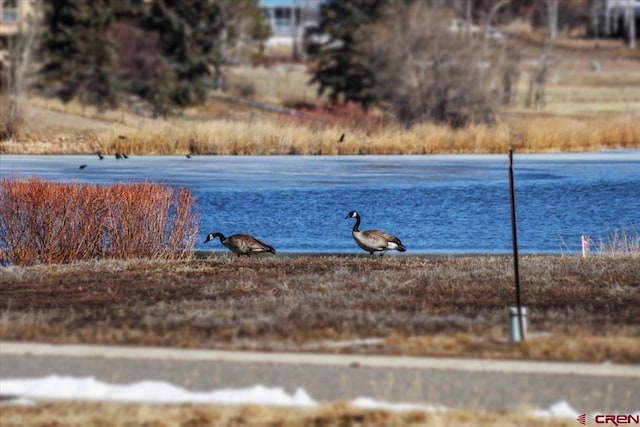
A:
204,232,276,257
345,211,406,256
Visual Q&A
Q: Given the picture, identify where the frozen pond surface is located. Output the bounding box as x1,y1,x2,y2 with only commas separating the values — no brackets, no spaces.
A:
2,151,639,253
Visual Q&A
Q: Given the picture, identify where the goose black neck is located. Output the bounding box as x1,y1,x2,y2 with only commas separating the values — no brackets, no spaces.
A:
213,232,225,241
352,215,361,232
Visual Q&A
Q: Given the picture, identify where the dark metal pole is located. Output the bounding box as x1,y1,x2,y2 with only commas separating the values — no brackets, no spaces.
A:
508,150,525,341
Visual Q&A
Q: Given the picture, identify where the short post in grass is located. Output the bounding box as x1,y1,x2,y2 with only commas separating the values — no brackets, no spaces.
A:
581,234,590,257
509,307,527,342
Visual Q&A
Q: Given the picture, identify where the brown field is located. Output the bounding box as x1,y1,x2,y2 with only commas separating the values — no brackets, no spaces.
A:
1,255,638,363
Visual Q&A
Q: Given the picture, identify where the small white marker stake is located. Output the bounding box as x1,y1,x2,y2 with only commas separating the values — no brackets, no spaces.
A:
581,234,590,258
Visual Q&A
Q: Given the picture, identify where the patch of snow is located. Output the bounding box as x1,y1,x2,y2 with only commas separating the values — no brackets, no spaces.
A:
532,400,580,418
0,376,315,407
350,397,446,413
2,376,618,420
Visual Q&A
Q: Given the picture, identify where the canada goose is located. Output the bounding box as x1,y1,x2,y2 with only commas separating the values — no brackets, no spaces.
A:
97,152,104,160
204,232,276,257
345,211,406,256
79,164,87,170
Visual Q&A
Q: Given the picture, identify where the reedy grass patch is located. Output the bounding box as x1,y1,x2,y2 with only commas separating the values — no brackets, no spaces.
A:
596,225,640,256
3,109,638,156
12,115,631,156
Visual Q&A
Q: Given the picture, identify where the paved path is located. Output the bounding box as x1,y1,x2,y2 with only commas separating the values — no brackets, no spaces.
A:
1,341,638,413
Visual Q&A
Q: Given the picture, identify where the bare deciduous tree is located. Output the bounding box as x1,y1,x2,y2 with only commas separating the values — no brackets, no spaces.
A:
525,39,552,110
2,1,40,141
546,0,559,41
356,1,516,128
626,0,636,49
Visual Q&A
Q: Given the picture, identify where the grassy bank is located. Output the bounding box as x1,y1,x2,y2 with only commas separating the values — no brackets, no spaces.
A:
1,255,638,363
2,101,638,155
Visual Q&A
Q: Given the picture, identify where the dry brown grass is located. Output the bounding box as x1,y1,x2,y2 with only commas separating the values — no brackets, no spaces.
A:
1,255,638,363
596,225,640,255
3,110,637,155
0,400,572,427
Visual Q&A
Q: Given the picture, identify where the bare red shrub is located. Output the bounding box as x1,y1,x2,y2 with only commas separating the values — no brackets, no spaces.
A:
277,102,392,131
0,178,198,265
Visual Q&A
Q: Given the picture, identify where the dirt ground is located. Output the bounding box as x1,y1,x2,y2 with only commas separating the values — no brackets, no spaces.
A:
1,254,638,363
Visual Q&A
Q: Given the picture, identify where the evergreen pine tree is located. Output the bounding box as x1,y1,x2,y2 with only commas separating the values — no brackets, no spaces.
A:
38,0,87,102
305,0,388,108
78,1,119,110
39,0,118,109
145,0,224,106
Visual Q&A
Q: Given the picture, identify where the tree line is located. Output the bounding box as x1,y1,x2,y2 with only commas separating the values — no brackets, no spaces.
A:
3,0,620,130
35,0,269,116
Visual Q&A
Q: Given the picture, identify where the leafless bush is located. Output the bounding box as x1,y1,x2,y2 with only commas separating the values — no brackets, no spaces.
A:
355,3,518,128
0,178,198,265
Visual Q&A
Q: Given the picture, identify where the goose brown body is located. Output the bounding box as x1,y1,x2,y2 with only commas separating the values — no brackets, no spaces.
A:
204,232,276,257
345,211,406,255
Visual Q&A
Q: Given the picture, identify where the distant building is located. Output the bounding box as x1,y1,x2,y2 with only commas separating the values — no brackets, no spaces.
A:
597,0,640,37
259,0,325,45
1,0,34,65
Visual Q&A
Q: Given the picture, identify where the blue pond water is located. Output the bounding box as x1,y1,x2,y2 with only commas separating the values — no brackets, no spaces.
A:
2,152,639,254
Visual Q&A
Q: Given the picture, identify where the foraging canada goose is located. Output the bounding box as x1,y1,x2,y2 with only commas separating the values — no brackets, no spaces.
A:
345,211,406,256
204,232,276,257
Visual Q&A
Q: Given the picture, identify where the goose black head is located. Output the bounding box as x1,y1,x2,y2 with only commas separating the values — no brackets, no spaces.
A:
204,232,224,244
345,211,359,219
